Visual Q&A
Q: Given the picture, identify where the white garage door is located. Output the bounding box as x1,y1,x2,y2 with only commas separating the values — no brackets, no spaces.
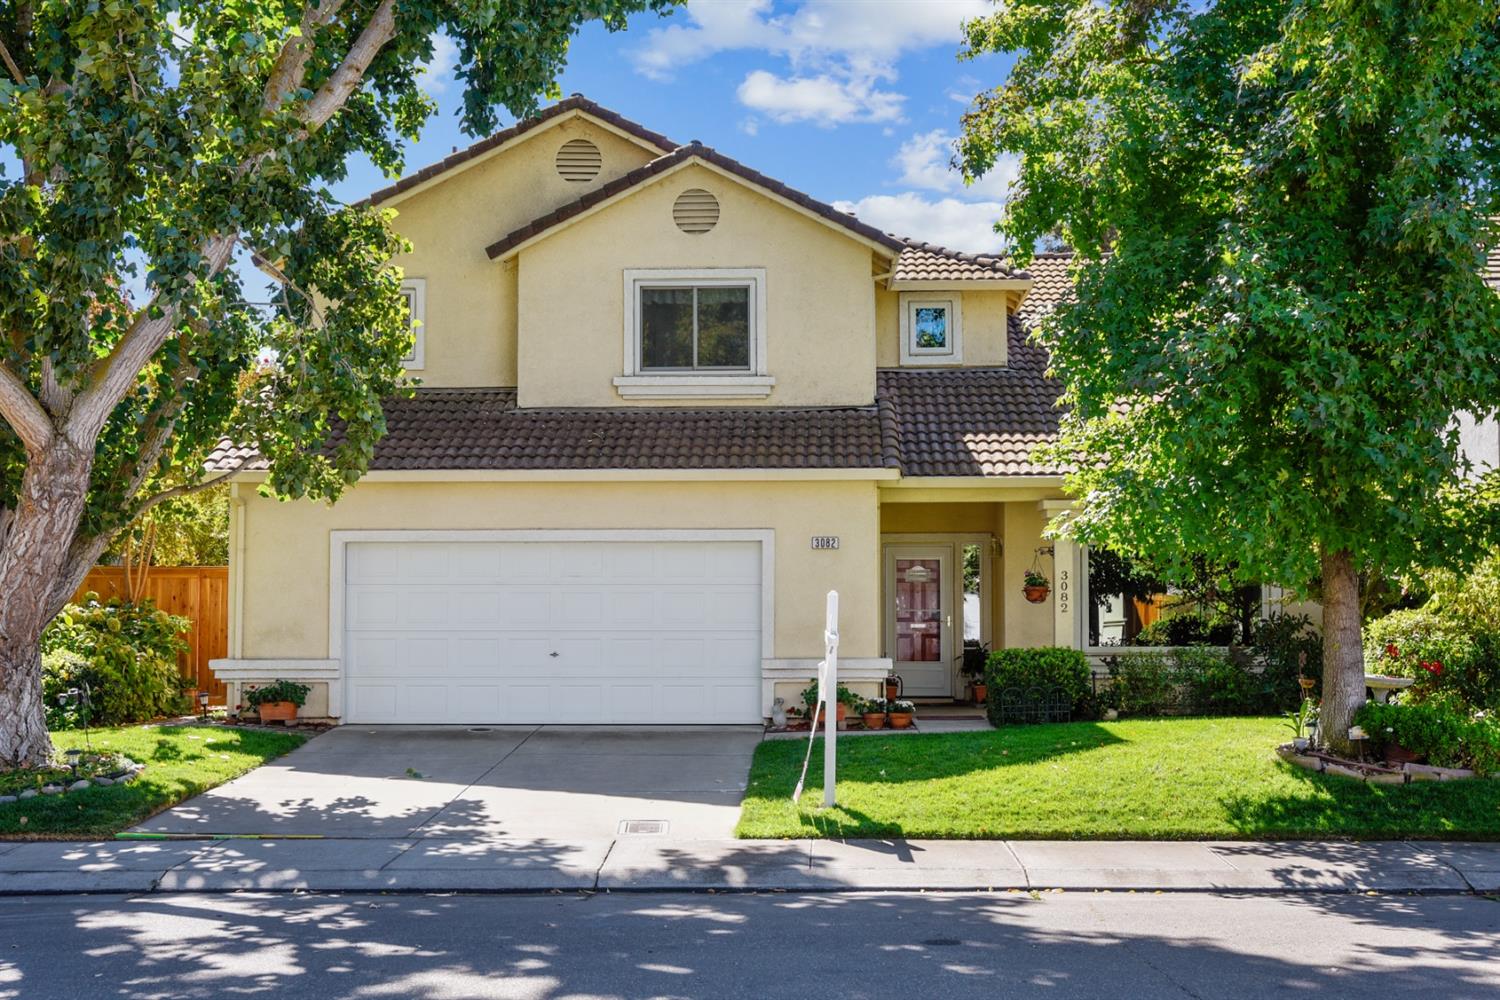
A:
342,539,764,724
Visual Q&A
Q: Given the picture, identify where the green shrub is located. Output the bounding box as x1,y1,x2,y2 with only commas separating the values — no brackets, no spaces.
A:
1252,613,1323,710
984,647,1091,725
1133,612,1236,647
1354,701,1500,775
41,597,190,726
1107,652,1180,715
1177,648,1260,714
1364,607,1500,712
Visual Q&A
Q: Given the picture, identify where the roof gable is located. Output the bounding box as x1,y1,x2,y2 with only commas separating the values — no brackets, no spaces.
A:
364,96,675,207
485,142,911,261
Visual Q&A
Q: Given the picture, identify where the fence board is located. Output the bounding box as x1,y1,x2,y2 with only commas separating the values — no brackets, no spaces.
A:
72,566,230,704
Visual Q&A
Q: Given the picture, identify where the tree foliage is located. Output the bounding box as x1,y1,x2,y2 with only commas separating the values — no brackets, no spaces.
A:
959,0,1500,589
0,0,674,543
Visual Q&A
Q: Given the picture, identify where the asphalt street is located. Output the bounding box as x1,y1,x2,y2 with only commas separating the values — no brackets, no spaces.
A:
1,890,1497,999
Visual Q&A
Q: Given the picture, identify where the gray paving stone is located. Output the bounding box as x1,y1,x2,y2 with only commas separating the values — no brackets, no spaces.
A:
1208,841,1471,891
0,841,200,872
598,838,816,890
0,870,159,894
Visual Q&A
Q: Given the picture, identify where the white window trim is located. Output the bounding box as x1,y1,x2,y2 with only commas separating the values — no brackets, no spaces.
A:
898,292,962,366
618,267,772,398
400,278,426,370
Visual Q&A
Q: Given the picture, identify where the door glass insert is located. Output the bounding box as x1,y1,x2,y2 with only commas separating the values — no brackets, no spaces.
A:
895,558,943,662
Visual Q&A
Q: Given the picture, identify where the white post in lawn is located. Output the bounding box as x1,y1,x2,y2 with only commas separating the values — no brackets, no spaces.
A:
823,590,839,809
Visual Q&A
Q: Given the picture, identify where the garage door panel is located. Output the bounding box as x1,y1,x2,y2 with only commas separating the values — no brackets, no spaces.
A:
344,539,764,724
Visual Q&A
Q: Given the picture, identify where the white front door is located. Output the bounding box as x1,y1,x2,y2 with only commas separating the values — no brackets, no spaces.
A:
342,539,764,724
885,544,954,698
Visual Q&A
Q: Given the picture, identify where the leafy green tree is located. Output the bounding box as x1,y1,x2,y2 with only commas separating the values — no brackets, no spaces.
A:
0,0,675,767
959,0,1500,752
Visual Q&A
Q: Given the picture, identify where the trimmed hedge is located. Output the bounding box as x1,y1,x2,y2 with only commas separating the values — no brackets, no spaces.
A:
41,597,191,727
1354,701,1500,776
984,647,1091,725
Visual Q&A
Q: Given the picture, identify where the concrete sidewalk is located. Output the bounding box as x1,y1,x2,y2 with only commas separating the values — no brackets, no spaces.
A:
2,836,1498,895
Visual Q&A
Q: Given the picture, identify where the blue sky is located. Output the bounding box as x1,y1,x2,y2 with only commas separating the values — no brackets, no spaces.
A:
337,0,1019,253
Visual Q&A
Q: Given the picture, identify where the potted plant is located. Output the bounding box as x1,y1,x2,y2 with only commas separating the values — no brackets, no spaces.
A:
888,699,916,729
961,640,989,704
800,682,859,726
1023,569,1050,604
244,679,311,724
861,698,888,730
1282,698,1317,752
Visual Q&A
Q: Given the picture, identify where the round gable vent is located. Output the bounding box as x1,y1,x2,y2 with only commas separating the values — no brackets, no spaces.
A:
673,188,720,234
555,138,601,182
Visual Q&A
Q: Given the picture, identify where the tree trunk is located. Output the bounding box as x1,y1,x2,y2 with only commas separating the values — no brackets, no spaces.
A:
1319,547,1366,755
0,438,95,769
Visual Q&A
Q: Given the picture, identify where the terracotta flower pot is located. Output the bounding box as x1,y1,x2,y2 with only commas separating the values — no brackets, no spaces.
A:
889,712,914,730
256,700,298,723
884,680,901,701
862,712,887,730
971,683,988,705
813,703,848,726
1023,585,1050,604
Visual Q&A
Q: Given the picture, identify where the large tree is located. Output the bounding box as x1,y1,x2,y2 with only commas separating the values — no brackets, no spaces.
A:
959,0,1500,751
0,0,674,767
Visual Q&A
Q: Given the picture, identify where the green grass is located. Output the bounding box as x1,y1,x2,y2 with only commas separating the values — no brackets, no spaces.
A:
736,717,1500,840
0,725,306,840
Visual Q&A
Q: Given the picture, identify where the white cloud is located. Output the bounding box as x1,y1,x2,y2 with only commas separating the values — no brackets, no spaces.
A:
834,193,1007,253
893,129,1019,200
737,70,903,126
632,0,990,127
417,33,458,96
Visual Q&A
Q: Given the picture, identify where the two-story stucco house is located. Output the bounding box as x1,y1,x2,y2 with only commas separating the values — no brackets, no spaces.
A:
208,96,1105,725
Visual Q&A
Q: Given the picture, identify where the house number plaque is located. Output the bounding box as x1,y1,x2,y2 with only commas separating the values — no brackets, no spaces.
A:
810,536,840,550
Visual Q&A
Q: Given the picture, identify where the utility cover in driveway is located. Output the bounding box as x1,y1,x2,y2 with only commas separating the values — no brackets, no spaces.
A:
344,539,763,724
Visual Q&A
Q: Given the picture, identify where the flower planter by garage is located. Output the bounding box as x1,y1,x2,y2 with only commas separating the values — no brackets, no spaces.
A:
862,711,887,730
256,700,298,723
889,711,914,730
813,703,848,727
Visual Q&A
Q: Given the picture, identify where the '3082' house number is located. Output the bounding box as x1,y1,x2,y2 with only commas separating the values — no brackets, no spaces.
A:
1056,568,1070,614
810,536,840,550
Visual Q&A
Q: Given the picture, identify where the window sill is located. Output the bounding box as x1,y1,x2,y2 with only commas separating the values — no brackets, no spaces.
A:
613,375,776,399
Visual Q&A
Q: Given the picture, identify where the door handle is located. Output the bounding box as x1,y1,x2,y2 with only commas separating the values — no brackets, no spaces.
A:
549,651,559,658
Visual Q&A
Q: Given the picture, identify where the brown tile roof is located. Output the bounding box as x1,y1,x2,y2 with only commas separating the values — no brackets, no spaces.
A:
485,141,910,260
209,389,895,473
363,96,676,206
876,302,1066,477
893,241,1027,281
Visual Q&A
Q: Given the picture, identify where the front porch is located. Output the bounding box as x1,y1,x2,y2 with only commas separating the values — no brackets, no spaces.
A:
876,482,1079,702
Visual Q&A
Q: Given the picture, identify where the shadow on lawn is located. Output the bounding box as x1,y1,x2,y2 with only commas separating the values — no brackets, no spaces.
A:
1219,759,1500,840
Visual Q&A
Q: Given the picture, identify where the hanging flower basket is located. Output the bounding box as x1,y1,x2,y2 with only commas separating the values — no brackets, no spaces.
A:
1022,567,1051,604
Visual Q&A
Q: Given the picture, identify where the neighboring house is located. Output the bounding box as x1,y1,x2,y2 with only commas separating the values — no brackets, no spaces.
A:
205,98,1214,723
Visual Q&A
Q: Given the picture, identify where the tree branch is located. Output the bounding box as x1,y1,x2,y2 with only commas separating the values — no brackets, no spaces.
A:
301,0,397,130
67,233,237,444
133,463,248,522
0,363,53,452
0,35,23,85
263,0,350,114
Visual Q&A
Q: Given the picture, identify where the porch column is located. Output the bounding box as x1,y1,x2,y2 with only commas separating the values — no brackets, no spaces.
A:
1039,501,1084,649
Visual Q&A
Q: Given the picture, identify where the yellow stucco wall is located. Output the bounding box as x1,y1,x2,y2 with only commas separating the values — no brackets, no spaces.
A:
874,288,1012,368
513,162,881,407
237,478,883,663
1002,500,1056,649
386,115,660,388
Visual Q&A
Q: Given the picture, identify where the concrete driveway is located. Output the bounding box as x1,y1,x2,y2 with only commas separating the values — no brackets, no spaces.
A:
134,726,763,841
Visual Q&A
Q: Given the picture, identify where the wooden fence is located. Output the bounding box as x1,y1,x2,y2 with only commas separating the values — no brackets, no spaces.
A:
72,566,229,703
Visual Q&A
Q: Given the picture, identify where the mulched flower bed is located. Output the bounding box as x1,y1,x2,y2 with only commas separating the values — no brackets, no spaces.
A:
1276,743,1479,784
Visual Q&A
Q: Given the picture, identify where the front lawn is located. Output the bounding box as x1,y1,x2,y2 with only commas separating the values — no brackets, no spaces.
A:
736,717,1500,840
0,725,305,840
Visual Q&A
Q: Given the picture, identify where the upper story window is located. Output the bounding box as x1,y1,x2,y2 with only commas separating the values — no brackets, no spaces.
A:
615,268,773,398
899,292,963,366
399,278,426,370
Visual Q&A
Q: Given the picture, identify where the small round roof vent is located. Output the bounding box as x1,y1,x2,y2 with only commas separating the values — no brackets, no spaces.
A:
555,138,601,182
673,188,720,234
